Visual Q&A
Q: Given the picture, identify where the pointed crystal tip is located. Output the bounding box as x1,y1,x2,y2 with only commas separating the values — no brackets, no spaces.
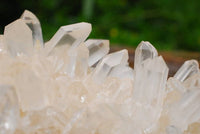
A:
174,60,199,82
134,41,158,69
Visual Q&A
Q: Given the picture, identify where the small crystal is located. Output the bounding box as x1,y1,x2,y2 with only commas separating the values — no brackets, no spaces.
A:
20,10,44,47
4,19,33,56
174,60,199,82
92,49,128,83
45,22,91,55
0,85,19,134
134,41,158,70
85,39,109,66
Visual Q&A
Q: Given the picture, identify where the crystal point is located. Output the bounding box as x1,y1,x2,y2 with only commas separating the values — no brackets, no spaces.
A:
174,60,199,82
0,85,19,134
92,49,128,83
85,39,109,66
20,10,44,47
45,22,91,55
4,19,33,56
134,41,158,69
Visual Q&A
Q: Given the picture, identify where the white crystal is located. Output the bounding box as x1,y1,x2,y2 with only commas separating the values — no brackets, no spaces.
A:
4,19,33,56
174,60,199,82
134,41,158,69
0,85,19,134
92,49,128,83
20,10,44,47
45,22,91,55
85,39,109,66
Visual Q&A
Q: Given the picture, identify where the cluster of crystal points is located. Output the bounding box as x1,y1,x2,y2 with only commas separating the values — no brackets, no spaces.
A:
0,10,200,134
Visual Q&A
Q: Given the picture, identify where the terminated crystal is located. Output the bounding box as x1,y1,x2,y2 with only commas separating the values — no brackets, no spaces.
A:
45,22,91,55
174,60,199,82
169,88,200,131
0,85,19,134
133,41,168,130
4,19,33,56
85,39,109,66
20,10,44,47
134,41,158,69
92,49,128,83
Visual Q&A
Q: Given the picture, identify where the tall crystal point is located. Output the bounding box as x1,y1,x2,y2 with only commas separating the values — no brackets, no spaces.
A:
20,10,44,47
45,22,91,55
134,41,158,69
0,85,19,134
174,60,199,82
85,39,109,66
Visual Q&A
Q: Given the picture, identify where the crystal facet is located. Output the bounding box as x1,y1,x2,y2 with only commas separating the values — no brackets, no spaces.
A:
20,10,44,47
85,39,109,66
45,22,91,55
4,19,33,56
174,60,199,82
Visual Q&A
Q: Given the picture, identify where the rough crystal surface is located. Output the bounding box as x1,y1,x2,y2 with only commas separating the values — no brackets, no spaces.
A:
0,10,200,134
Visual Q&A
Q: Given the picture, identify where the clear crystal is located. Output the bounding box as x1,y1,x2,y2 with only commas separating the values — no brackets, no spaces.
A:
183,73,200,88
4,19,33,56
45,22,91,55
133,56,168,130
0,85,19,134
20,10,44,47
174,60,199,82
92,49,128,83
85,39,109,66
134,41,158,69
64,44,89,77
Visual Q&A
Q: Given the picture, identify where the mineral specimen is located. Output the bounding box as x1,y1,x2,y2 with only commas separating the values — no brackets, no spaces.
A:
0,10,200,134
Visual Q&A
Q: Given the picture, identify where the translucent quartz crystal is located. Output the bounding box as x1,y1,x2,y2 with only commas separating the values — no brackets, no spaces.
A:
4,19,33,56
134,41,158,69
85,39,109,66
174,60,199,82
133,56,169,131
45,22,91,55
1,10,200,133
92,49,128,83
169,88,200,131
133,41,168,131
64,44,89,77
0,85,19,134
20,10,44,47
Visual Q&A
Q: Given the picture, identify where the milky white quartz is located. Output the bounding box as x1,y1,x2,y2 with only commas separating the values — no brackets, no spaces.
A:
0,10,200,134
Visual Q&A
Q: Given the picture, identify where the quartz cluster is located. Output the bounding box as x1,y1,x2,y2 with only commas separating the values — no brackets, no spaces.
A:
0,10,200,134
